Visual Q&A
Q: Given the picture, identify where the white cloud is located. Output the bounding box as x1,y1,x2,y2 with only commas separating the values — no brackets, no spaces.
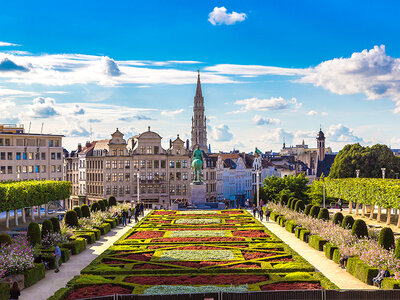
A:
231,97,301,113
0,87,37,97
326,124,363,143
321,112,328,116
208,7,247,26
73,104,85,115
253,115,280,126
27,97,59,118
209,124,233,142
307,110,318,116
205,64,306,76
0,42,20,47
161,109,184,117
263,128,294,144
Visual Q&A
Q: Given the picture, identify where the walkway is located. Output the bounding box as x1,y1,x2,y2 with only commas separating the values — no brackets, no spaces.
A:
20,212,149,300
260,219,376,290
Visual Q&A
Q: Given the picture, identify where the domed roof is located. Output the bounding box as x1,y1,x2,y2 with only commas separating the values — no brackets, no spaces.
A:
317,129,325,140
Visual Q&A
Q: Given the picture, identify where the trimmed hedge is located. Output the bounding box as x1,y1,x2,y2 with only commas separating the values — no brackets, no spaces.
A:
23,263,45,288
309,235,327,251
381,278,400,289
278,216,286,227
395,238,400,259
81,204,90,218
91,201,100,212
73,206,83,218
280,194,289,206
0,233,12,245
65,210,79,228
99,200,106,212
332,248,341,264
342,215,354,229
72,231,96,244
332,212,344,225
378,227,395,250
294,200,305,212
108,196,117,206
0,283,10,300
304,204,313,216
105,218,117,228
95,223,111,235
27,222,41,245
299,229,310,242
317,208,330,221
351,219,368,238
51,217,61,233
285,220,297,233
294,226,303,239
270,212,279,221
324,243,338,260
41,219,54,239
346,256,379,285
62,237,87,255
309,205,320,218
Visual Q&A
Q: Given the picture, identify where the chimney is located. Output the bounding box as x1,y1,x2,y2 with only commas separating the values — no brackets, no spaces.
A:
86,141,91,147
186,139,189,150
169,139,172,149
77,143,82,152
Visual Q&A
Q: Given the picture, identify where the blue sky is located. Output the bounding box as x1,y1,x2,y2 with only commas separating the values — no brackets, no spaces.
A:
1,0,400,152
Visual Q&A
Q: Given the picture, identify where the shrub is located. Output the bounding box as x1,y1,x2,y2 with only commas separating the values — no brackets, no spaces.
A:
50,217,61,233
332,212,344,225
294,226,303,239
332,249,341,264
395,238,400,260
294,200,305,212
309,205,320,218
41,219,54,239
341,215,355,229
290,198,298,210
108,196,117,206
299,229,310,242
284,272,313,280
99,200,106,212
285,220,297,233
81,204,90,218
346,256,379,285
378,227,395,250
317,208,330,221
62,237,87,255
65,210,79,228
309,235,327,251
91,202,100,212
23,263,45,288
351,219,368,238
0,283,9,300
324,243,338,260
95,223,111,235
27,222,41,245
287,198,292,209
0,233,12,245
280,194,289,206
73,206,83,218
304,204,313,216
381,278,400,289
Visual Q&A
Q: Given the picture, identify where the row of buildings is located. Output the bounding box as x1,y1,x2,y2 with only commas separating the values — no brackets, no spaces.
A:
0,71,336,209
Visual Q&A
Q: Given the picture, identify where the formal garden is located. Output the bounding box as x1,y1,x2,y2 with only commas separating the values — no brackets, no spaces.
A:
48,209,336,299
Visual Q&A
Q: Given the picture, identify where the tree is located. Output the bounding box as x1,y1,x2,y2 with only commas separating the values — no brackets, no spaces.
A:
262,174,309,203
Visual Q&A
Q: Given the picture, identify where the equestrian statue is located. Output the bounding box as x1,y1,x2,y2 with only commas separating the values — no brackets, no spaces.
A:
191,145,204,183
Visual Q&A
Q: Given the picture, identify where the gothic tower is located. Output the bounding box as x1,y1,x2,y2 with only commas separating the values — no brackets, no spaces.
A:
191,70,208,152
317,127,325,161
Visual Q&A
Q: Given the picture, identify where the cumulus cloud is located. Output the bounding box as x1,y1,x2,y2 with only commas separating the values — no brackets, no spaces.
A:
88,118,102,123
326,124,363,143
28,97,59,118
307,110,317,116
253,115,280,126
98,56,121,76
119,115,152,121
231,97,301,113
208,7,247,26
321,112,328,116
62,123,90,137
0,42,20,47
264,128,294,144
209,124,233,142
0,58,29,72
73,104,85,115
161,109,184,117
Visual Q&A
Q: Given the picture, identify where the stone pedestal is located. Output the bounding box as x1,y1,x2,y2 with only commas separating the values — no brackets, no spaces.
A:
190,183,206,206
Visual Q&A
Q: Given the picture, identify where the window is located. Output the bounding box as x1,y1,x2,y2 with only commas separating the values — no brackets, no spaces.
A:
182,160,188,168
57,165,62,172
35,166,39,173
41,152,46,160
112,161,117,169
49,140,53,147
161,184,166,193
106,186,111,195
119,150,124,156
140,186,146,194
154,185,159,193
112,150,117,156
154,172,159,180
55,140,60,147
57,152,61,160
147,160,152,168
169,184,175,195
35,152,40,160
106,161,111,169
125,161,130,169
133,160,139,169
106,174,111,182
0,166,4,174
17,166,21,173
176,172,181,180
140,160,146,168
170,172,175,180
147,172,153,180
23,152,27,160
113,186,118,195
140,173,146,180
140,146,145,154
160,172,166,180
119,173,124,181
7,152,12,160
183,184,187,195
51,152,56,159
0,152,5,160
161,160,166,168
146,146,152,154
154,160,159,168
183,172,188,180
125,173,130,181
29,152,34,160
7,166,12,174
125,186,130,194
169,161,175,168
176,184,181,195
118,161,124,169
176,160,181,168
112,173,117,181
148,185,153,194
23,166,27,173
154,146,159,154
29,165,34,173
5,139,10,146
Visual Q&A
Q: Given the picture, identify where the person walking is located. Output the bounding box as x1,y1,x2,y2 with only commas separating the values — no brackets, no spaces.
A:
265,207,270,222
122,210,127,226
140,202,144,216
252,204,257,218
54,245,62,273
9,282,20,300
134,206,140,223
128,209,132,223
259,207,263,221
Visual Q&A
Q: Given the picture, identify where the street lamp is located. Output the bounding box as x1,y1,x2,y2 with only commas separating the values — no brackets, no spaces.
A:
381,168,386,179
256,167,261,207
137,168,140,206
355,169,360,178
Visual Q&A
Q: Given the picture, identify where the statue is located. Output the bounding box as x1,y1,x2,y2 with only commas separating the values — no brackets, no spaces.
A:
191,145,204,183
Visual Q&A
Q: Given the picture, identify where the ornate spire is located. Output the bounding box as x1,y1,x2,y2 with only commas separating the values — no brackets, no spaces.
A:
195,69,202,99
191,70,208,152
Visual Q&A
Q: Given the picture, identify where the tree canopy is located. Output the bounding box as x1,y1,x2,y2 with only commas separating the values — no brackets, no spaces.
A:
262,174,309,203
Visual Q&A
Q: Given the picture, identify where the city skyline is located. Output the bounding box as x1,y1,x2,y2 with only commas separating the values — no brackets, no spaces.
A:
1,1,400,152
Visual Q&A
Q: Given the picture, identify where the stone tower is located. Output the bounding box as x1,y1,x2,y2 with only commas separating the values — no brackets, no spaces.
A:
191,70,208,152
317,127,325,161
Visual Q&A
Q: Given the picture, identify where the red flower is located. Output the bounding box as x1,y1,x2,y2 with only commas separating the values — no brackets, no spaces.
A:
151,237,245,243
66,284,132,300
128,231,164,239
232,230,269,238
261,282,322,290
242,251,277,260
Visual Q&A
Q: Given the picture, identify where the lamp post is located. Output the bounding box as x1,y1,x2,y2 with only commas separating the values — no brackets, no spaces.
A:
256,168,261,207
356,169,360,178
381,168,386,179
137,168,140,206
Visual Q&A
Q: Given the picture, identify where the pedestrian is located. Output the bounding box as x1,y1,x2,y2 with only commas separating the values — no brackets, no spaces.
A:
128,209,132,223
122,210,127,226
265,208,270,221
54,245,61,273
140,202,144,216
252,204,257,218
259,207,263,221
260,199,264,208
9,282,20,300
338,199,343,211
134,207,140,223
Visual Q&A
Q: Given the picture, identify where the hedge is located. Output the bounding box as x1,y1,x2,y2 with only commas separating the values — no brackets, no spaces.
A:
351,219,368,238
51,217,61,233
41,219,54,239
299,229,310,242
62,237,87,255
74,229,101,240
304,204,313,216
99,200,106,212
91,202,100,212
378,227,395,250
396,238,400,259
23,263,45,288
81,204,90,218
105,218,117,229
27,222,41,245
309,235,327,251
0,233,12,245
346,256,379,285
0,180,71,212
381,278,400,289
309,205,320,218
95,223,111,235
332,249,341,264
323,243,338,260
294,200,305,212
72,231,96,244
342,215,354,229
332,212,344,225
0,283,9,300
108,196,117,206
65,210,79,228
270,212,279,221
285,220,297,233
73,206,83,218
294,226,303,239
317,208,330,221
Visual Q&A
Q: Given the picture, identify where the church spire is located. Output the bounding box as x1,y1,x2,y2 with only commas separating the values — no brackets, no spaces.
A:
191,70,208,152
195,69,203,99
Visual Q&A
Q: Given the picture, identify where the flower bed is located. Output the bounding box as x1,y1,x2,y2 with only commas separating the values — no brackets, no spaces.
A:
175,218,221,225
260,282,322,290
65,284,132,300
157,249,236,261
128,231,164,239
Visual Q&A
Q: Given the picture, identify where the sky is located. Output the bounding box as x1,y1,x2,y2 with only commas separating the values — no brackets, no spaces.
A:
1,0,400,152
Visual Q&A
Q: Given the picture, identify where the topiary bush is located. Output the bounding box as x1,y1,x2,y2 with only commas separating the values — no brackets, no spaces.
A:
73,206,83,218
99,200,106,212
333,212,344,225
81,204,90,218
294,200,305,212
50,217,61,233
27,222,41,245
65,210,79,228
280,194,289,206
395,238,400,259
309,205,320,218
351,219,368,238
317,208,330,221
108,196,117,206
341,215,355,229
290,198,298,210
286,198,292,209
90,202,100,212
378,227,395,250
41,219,54,239
0,234,12,245
304,204,313,216
102,198,108,208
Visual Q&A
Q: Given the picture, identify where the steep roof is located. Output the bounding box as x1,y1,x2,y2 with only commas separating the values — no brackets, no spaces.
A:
316,154,336,177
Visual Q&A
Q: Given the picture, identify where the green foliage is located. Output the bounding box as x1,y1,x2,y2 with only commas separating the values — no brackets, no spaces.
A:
0,180,71,212
284,272,313,280
73,206,83,218
332,212,344,225
395,238,400,260
27,222,41,245
290,198,298,210
0,283,9,300
50,217,61,233
346,256,379,285
23,263,45,288
332,249,341,264
287,198,292,209
378,227,395,250
341,215,355,229
81,204,90,218
329,143,400,179
41,219,54,239
309,205,320,218
99,200,106,212
304,204,313,216
381,278,400,289
351,219,368,238
62,237,87,255
280,193,289,206
324,243,338,260
299,229,310,242
0,233,12,245
294,226,303,238
91,202,100,212
262,174,309,203
294,200,305,212
285,220,297,233
108,196,117,206
95,223,111,235
309,235,327,251
317,208,330,221
65,210,79,228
